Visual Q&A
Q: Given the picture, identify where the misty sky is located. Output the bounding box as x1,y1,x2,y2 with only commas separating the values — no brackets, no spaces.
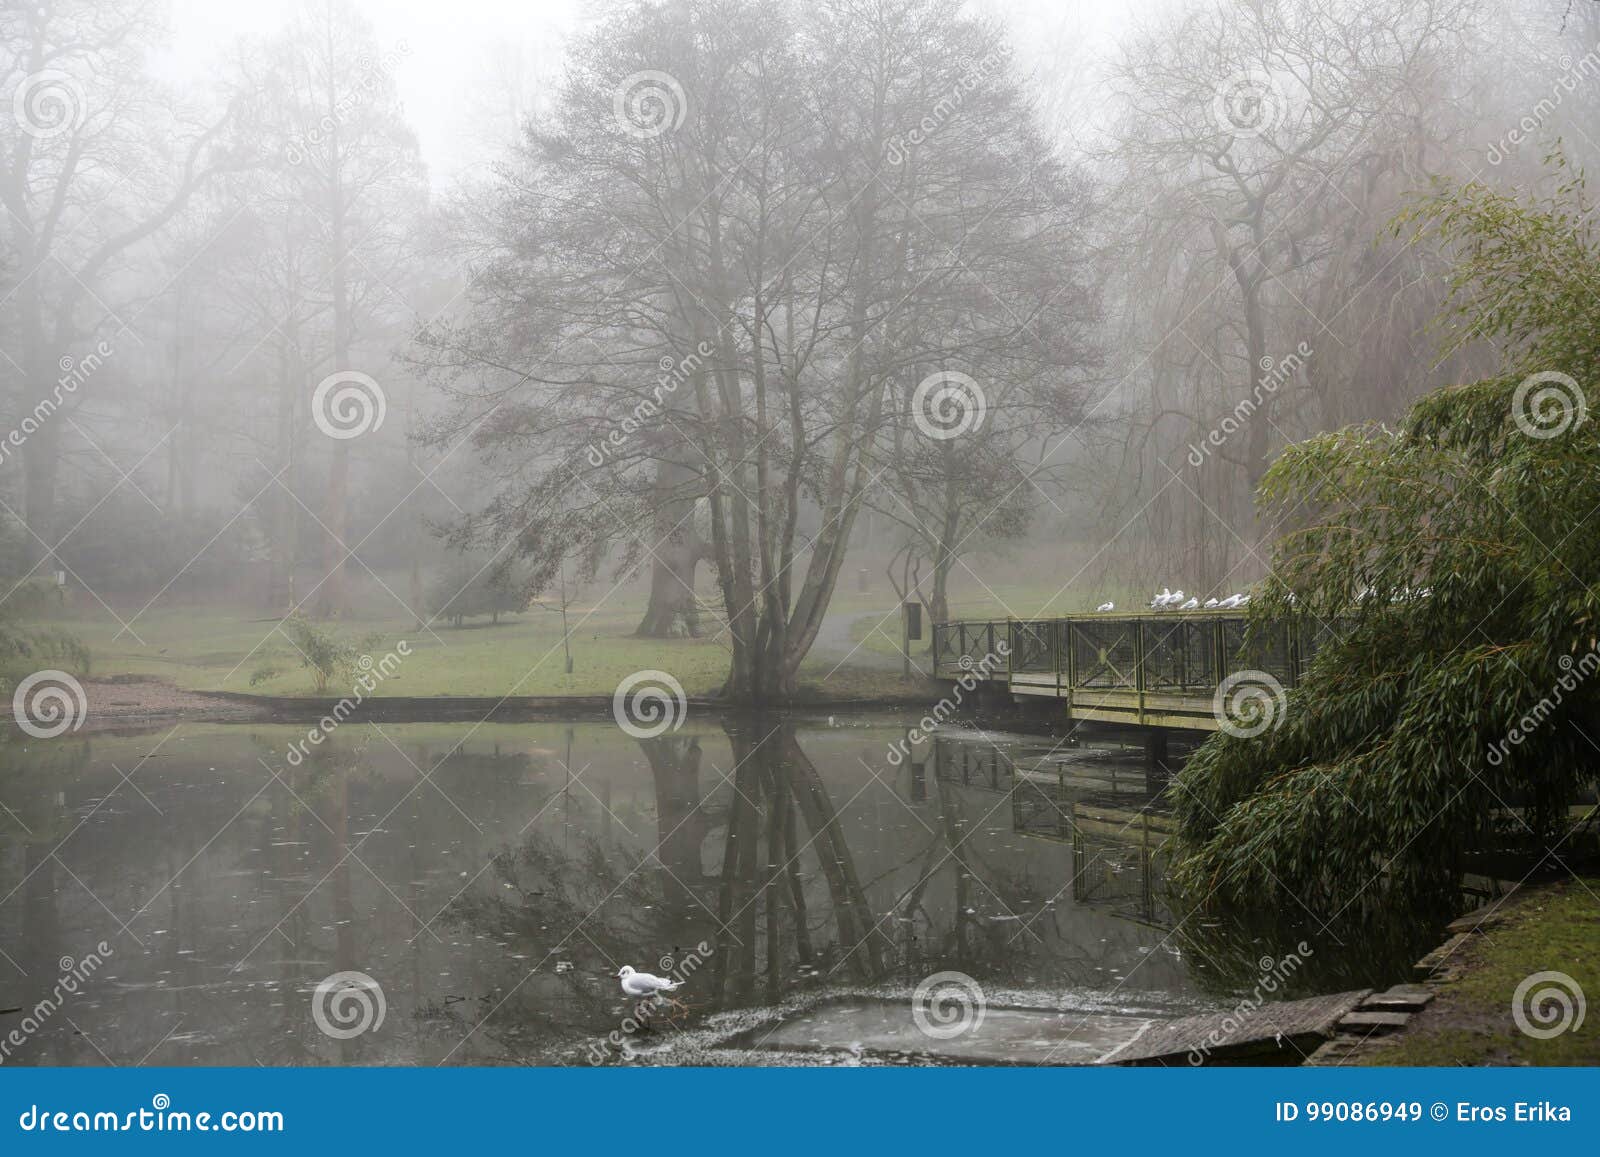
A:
155,0,1138,185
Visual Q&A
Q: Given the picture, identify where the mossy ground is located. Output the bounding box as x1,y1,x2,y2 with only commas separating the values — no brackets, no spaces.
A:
1370,877,1600,1065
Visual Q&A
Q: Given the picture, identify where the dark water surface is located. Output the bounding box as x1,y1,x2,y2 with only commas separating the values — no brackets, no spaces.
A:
0,715,1436,1065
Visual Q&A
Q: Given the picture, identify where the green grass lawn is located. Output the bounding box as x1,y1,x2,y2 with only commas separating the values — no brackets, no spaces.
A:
35,597,935,700
26,564,1125,700
46,601,735,698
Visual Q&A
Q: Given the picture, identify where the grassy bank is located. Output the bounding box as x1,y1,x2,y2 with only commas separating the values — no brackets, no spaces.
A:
34,600,938,701
1372,877,1600,1065
25,565,1122,700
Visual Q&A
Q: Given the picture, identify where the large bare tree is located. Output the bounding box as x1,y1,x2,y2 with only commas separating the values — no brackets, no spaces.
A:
427,0,1101,699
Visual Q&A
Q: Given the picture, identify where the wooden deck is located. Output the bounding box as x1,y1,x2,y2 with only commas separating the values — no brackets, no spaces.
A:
933,611,1322,732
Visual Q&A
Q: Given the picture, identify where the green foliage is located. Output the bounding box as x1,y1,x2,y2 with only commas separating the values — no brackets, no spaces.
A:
0,578,90,698
427,558,526,628
270,614,382,695
1174,154,1600,914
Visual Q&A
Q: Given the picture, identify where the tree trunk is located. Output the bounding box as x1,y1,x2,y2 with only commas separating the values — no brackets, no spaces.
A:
635,451,703,637
317,13,351,616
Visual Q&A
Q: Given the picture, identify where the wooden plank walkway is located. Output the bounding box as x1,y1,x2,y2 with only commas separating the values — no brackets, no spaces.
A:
1100,989,1371,1066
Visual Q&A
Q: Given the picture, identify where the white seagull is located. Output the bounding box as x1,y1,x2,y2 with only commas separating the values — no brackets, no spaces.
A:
1178,597,1199,610
617,965,680,999
1148,587,1171,609
1203,597,1219,608
1096,601,1115,612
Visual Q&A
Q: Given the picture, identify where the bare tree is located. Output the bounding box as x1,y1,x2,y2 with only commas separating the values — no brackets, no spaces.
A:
0,0,253,568
262,0,425,615
427,0,1100,699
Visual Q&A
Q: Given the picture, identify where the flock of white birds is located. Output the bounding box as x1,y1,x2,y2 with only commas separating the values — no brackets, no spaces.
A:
1088,589,1253,614
1145,588,1250,610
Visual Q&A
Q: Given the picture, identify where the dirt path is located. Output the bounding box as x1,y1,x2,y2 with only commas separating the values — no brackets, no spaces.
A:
811,608,921,674
78,677,270,731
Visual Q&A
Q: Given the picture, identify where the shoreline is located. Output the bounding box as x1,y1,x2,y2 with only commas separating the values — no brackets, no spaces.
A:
43,675,969,734
1305,877,1597,1066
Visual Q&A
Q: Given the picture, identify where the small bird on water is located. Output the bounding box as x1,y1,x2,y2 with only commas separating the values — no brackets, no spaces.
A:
617,965,680,998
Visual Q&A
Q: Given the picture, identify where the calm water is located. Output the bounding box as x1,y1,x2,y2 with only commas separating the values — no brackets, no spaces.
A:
0,715,1431,1065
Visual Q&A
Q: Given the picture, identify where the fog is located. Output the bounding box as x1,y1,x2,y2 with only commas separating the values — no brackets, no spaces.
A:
0,0,1592,702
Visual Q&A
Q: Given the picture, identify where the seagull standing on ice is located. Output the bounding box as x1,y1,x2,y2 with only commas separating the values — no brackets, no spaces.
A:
618,965,680,999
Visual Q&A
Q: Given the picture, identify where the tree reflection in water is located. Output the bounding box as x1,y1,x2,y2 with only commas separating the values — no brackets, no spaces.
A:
0,716,1456,1066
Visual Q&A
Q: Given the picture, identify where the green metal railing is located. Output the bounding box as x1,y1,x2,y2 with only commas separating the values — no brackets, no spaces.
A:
931,612,1319,730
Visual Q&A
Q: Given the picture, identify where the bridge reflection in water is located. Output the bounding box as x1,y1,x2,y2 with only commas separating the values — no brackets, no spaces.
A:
918,730,1187,930
933,612,1330,731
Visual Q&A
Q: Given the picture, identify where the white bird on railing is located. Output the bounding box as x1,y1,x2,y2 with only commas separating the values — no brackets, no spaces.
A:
1179,597,1199,610
1203,597,1220,608
1096,601,1114,612
1148,587,1171,609
1217,593,1244,608
617,965,680,998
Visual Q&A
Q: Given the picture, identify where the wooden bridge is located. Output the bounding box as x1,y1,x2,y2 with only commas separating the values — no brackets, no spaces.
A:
932,611,1323,732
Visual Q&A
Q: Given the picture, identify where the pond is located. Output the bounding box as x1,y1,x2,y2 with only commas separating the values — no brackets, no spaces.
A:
0,714,1442,1065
